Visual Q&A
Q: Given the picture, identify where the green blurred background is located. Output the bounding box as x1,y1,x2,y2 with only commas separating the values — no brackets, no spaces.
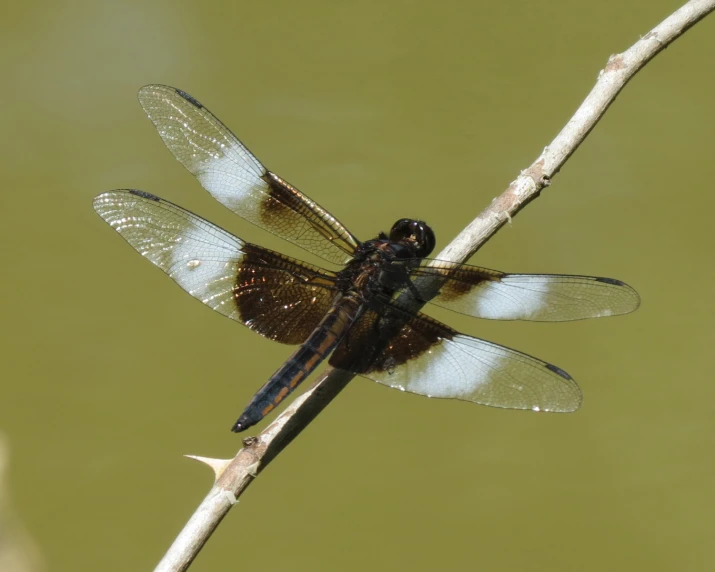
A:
2,1,715,570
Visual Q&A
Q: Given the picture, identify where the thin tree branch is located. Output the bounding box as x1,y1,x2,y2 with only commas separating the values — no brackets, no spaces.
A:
154,1,715,570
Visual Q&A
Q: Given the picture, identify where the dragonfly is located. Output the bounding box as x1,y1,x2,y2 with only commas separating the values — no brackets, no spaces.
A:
93,85,640,432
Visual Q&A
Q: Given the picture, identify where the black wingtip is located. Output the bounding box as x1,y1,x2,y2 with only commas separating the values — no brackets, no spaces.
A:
595,276,625,286
545,363,573,381
176,88,203,109
129,189,161,201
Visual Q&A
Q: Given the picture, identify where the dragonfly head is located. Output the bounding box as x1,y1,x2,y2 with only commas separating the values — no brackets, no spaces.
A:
389,219,436,258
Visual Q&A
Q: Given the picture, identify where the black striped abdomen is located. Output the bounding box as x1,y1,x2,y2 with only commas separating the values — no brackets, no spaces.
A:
231,294,363,432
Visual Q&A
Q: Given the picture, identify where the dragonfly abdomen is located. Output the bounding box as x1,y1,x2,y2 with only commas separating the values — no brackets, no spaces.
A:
232,293,363,432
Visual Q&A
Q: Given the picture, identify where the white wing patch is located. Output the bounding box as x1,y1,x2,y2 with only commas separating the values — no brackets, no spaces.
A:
194,153,265,221
167,235,244,314
403,337,501,398
94,190,248,322
475,277,550,320
428,271,640,322
361,333,581,413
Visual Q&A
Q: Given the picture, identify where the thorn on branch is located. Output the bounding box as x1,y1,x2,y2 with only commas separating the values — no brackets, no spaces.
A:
185,455,232,480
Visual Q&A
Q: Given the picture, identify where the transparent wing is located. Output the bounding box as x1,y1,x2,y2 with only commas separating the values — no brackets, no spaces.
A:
404,260,640,321
137,85,360,265
93,190,338,344
330,305,581,412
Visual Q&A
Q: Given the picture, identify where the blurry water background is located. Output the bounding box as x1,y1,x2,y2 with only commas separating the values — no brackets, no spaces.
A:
1,1,715,570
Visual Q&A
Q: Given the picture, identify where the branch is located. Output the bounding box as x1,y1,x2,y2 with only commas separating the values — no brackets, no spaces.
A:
154,1,715,570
